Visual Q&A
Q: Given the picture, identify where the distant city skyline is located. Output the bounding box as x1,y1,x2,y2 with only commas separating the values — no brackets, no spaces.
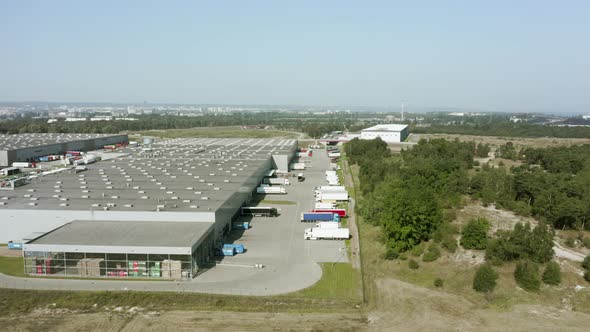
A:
1,1,589,113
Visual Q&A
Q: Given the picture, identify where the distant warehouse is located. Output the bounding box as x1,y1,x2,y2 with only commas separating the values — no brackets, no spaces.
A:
0,133,129,167
360,124,408,143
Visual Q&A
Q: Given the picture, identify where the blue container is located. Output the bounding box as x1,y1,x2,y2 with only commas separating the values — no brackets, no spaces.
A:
233,244,245,254
333,214,340,222
8,242,23,250
302,212,334,221
222,244,236,256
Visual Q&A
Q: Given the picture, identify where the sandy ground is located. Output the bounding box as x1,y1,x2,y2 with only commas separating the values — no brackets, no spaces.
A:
0,246,22,257
367,278,590,332
0,310,368,332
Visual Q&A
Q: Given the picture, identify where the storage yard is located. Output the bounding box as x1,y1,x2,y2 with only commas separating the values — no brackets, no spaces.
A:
0,136,351,294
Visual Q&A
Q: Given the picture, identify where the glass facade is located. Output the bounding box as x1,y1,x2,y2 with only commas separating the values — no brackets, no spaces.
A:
23,251,195,279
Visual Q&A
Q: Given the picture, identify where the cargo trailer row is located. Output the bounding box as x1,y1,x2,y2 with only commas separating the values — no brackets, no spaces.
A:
315,191,349,202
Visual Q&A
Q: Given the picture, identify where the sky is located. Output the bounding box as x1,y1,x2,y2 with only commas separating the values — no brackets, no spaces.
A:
1,0,589,112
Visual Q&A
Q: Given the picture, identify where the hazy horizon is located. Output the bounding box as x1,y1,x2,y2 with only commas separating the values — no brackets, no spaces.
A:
1,1,589,113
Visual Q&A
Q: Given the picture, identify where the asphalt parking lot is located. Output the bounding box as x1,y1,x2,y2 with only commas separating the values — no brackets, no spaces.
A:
193,148,349,294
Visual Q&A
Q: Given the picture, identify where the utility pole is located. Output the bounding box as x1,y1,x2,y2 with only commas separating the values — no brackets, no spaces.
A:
401,100,407,122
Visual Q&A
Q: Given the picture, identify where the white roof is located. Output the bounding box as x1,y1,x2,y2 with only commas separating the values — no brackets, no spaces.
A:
361,124,408,132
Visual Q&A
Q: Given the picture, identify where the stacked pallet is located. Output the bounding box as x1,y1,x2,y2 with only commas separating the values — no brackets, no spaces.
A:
162,260,182,279
128,261,148,277
86,258,104,277
76,258,105,277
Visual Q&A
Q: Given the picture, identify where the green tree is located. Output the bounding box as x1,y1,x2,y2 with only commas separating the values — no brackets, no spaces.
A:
514,260,541,291
460,218,490,250
408,259,419,269
473,264,499,293
542,261,561,285
582,255,590,270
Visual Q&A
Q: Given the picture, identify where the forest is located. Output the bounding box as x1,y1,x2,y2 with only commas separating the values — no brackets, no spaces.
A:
347,138,590,261
411,122,590,138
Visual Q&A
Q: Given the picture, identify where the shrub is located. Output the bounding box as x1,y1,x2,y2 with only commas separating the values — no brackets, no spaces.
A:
582,237,590,249
410,242,426,257
485,223,554,264
585,271,590,283
542,261,561,285
408,259,419,270
473,264,498,293
582,255,590,271
385,246,400,260
461,218,490,250
514,260,541,291
422,244,441,262
434,278,444,288
442,236,458,253
565,237,575,248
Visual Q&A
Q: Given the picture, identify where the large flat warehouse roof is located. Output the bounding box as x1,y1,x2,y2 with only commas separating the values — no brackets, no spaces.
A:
27,220,213,248
0,138,296,213
0,133,126,150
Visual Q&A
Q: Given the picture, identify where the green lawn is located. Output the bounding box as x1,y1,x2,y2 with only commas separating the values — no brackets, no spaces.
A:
0,256,25,277
295,263,361,302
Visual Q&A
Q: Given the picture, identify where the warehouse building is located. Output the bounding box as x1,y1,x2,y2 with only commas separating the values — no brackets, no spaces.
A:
0,133,129,167
360,124,408,143
1,137,297,279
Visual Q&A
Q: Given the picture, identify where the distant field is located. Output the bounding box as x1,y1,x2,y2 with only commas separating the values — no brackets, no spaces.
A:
411,133,590,148
133,126,301,139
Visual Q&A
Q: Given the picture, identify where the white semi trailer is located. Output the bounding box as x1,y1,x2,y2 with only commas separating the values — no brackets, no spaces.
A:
256,186,287,194
304,227,349,240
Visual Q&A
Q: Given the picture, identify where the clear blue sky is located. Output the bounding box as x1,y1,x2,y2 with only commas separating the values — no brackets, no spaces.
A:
1,0,589,112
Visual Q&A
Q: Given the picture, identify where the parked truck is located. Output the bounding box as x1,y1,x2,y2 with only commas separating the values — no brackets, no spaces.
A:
241,206,279,217
304,227,350,240
12,162,34,168
256,186,287,194
316,186,346,192
315,202,335,209
328,152,341,159
316,192,349,202
313,208,347,217
300,212,339,222
290,163,306,170
263,177,290,185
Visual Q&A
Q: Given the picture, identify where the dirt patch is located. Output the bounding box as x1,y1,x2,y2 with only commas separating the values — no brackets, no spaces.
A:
0,247,22,257
367,277,590,332
456,202,538,234
0,310,368,332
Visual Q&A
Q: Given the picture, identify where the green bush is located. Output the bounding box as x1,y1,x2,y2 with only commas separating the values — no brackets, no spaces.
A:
461,218,490,250
422,244,441,262
582,238,590,249
514,260,541,291
542,261,561,285
408,259,419,270
584,271,590,283
485,223,554,264
411,242,427,257
582,255,590,270
442,235,458,253
473,264,498,293
565,237,575,248
434,278,444,288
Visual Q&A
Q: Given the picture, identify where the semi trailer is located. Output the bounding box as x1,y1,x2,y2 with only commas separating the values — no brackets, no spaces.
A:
304,227,349,240
241,206,279,217
300,212,339,222
256,186,287,194
263,178,290,185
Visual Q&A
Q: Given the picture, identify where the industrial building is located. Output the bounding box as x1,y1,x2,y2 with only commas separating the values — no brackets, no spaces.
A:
360,124,408,143
0,133,129,167
1,137,297,279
